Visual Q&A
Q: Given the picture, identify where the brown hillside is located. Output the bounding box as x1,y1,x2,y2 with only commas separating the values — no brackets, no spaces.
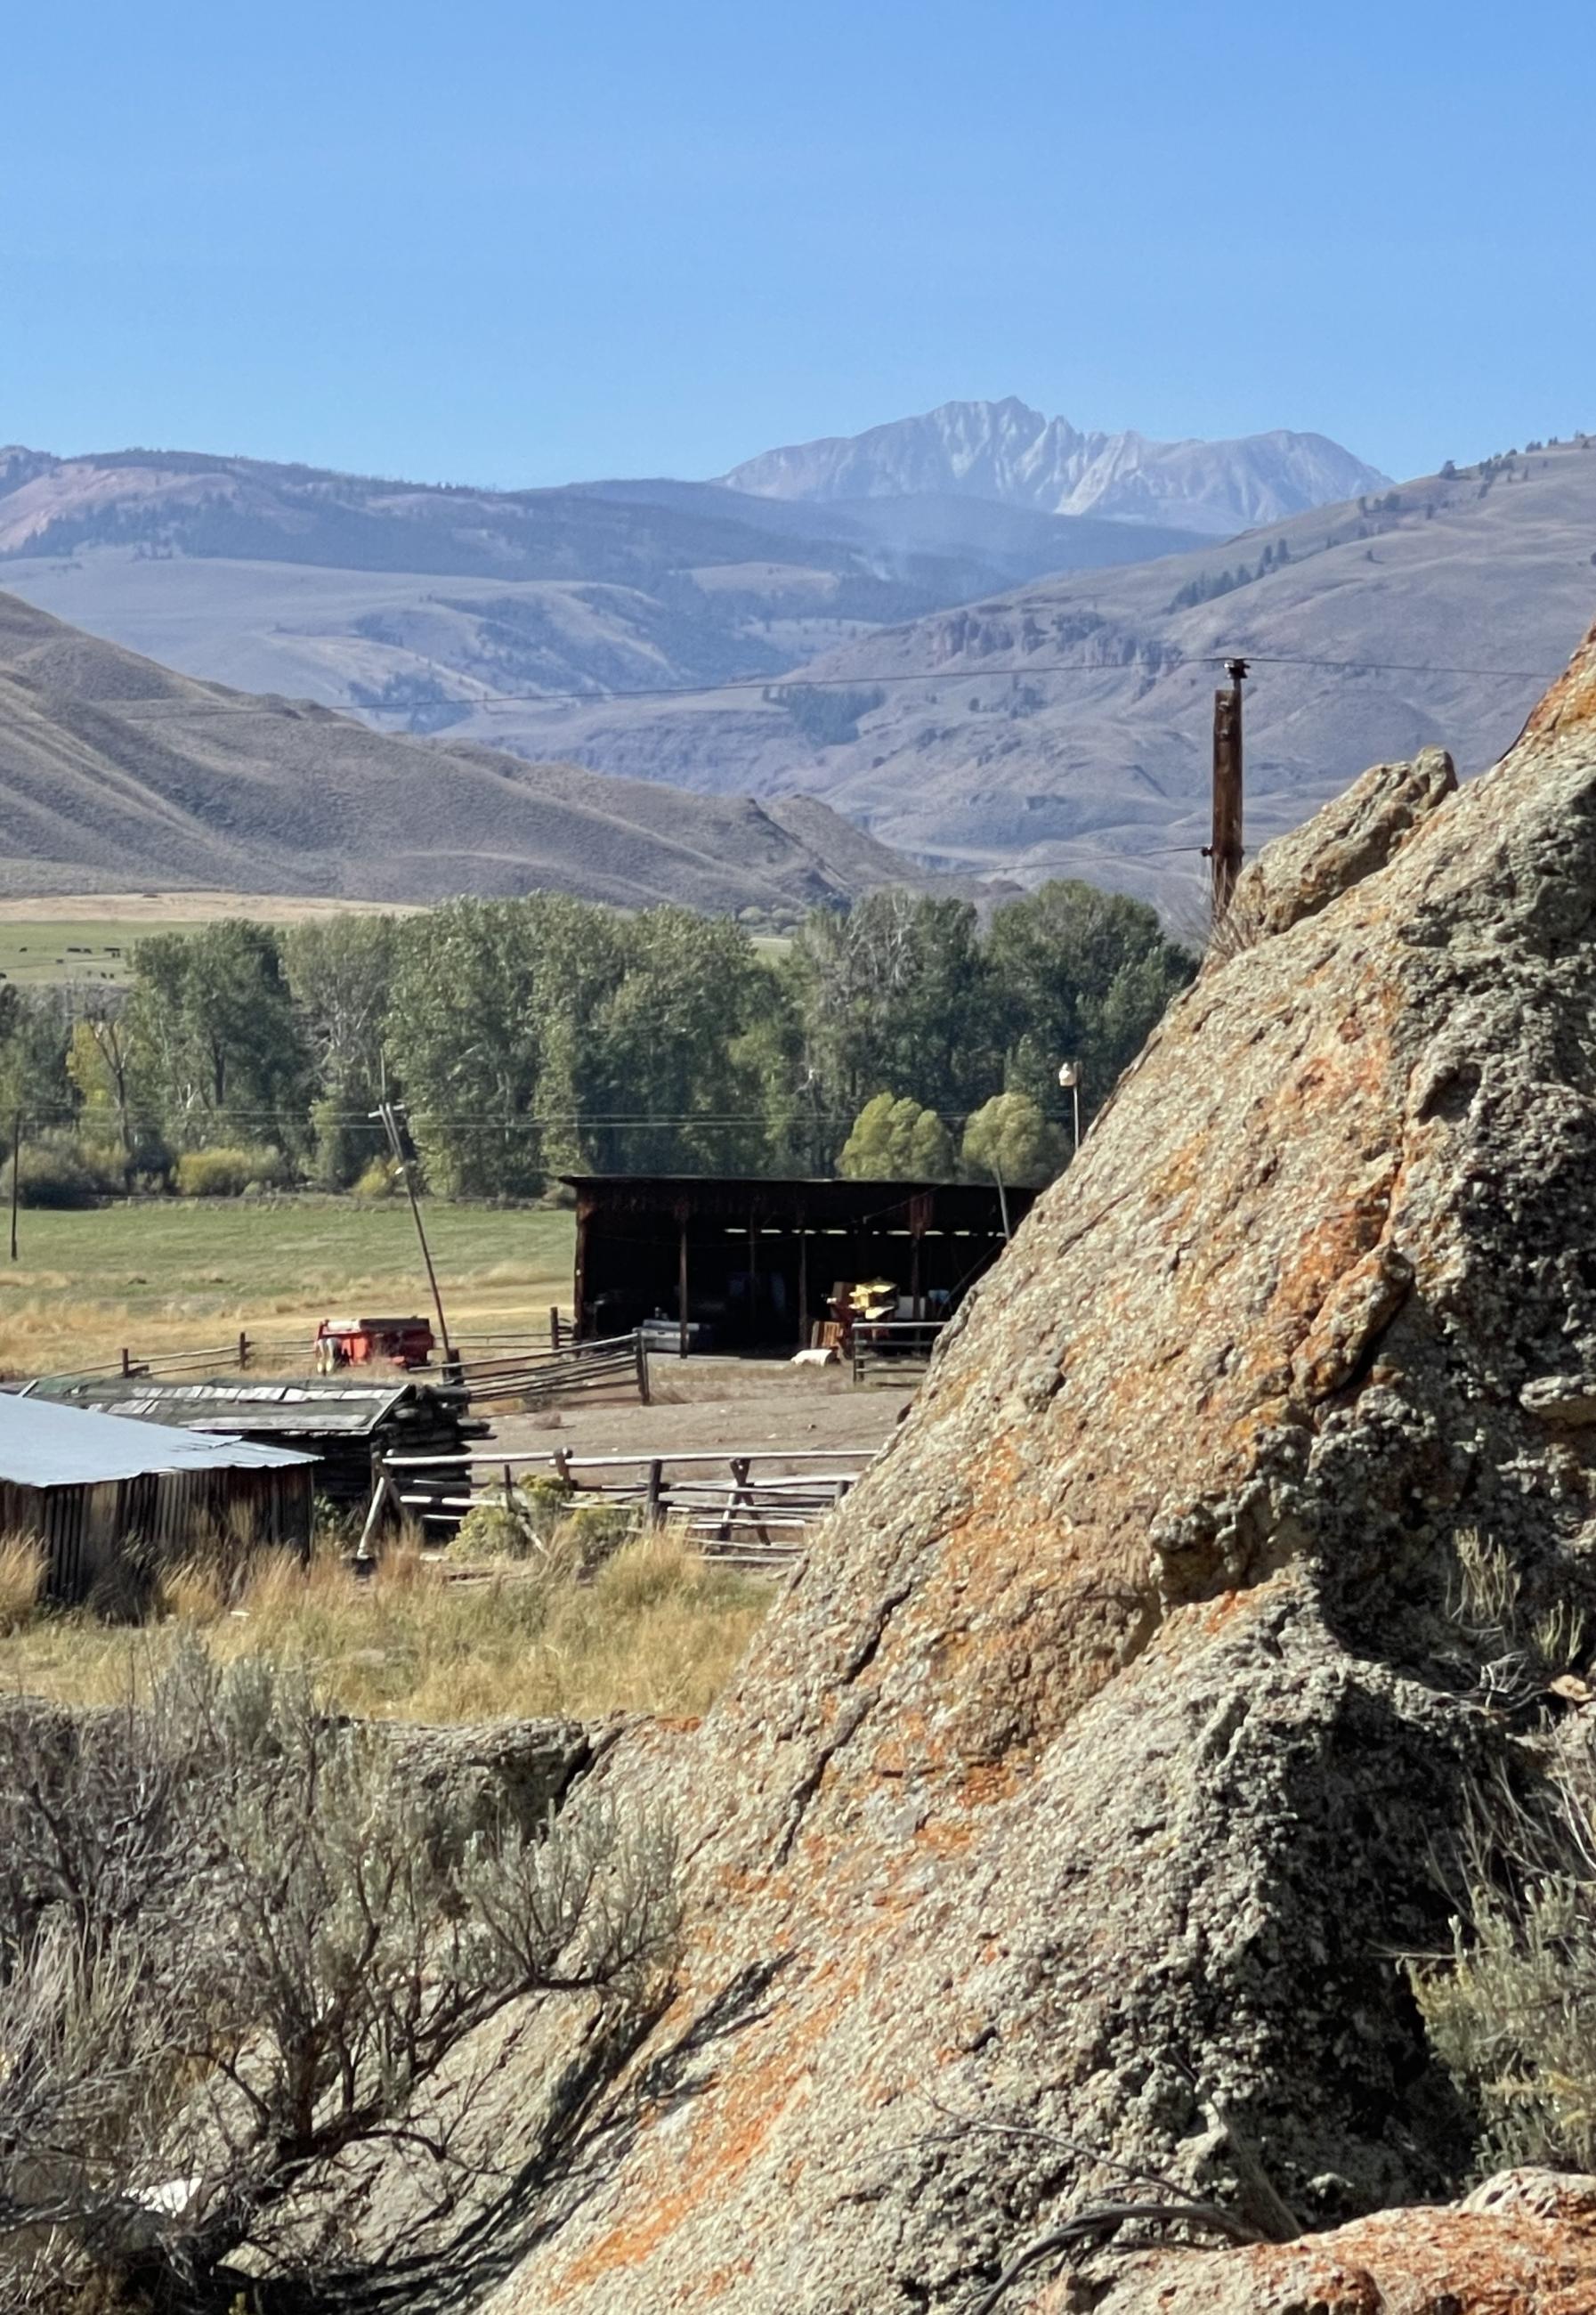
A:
354,621,1596,2311
0,589,929,911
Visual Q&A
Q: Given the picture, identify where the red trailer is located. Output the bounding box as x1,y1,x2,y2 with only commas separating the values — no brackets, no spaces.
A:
313,1316,434,1373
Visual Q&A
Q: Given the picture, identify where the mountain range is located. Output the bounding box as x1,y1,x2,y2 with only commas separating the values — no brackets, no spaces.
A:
721,397,1389,535
0,400,1372,756
4,403,1581,914
424,437,1596,909
0,589,931,914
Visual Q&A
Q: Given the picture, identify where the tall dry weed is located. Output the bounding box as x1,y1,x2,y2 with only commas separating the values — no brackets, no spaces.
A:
0,1535,45,1633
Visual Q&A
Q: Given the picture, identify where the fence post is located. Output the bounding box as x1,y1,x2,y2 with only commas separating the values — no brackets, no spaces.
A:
120,1346,132,1378
550,1305,563,1352
238,1329,250,1370
644,1458,663,1528
635,1328,652,1406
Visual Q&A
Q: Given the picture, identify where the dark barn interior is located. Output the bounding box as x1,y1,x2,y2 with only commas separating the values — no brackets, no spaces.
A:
566,1175,1034,1352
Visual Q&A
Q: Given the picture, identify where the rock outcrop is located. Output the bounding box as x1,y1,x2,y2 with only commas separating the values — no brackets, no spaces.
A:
446,626,1596,2311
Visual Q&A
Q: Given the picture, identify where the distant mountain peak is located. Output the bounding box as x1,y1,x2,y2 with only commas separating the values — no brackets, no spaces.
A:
720,398,1390,539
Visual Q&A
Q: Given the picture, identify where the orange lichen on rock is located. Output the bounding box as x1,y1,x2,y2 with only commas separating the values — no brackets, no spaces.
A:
1053,2169,1596,2315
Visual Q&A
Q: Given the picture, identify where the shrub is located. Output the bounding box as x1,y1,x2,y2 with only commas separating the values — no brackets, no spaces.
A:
174,1142,292,1197
565,1501,641,1566
0,1131,121,1210
452,1474,576,1560
1412,1531,1596,2171
352,1154,399,1199
1414,1752,1596,2173
0,1646,679,2306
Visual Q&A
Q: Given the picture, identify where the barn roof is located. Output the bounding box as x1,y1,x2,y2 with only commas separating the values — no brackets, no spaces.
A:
0,1393,315,1489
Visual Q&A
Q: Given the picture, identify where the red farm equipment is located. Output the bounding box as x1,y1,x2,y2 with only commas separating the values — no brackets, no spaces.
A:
312,1315,435,1374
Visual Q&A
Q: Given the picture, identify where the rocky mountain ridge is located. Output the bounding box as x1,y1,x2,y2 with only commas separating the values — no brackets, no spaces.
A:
722,394,1389,535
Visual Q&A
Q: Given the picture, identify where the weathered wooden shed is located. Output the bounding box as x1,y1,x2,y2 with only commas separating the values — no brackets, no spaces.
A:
34,1377,482,1523
565,1174,1034,1352
0,1393,316,1603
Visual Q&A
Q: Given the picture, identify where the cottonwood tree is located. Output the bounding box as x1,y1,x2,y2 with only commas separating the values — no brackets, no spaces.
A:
581,909,774,1174
985,882,1193,1125
126,924,312,1153
383,900,555,1197
961,1091,1067,1190
0,1652,678,2311
838,1093,956,1181
284,914,400,1185
785,891,994,1133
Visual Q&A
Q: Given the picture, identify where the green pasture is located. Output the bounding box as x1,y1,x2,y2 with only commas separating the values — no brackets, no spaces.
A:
0,1195,576,1376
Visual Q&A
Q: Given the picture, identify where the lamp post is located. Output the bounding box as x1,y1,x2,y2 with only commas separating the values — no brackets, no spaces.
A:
1057,1061,1081,1153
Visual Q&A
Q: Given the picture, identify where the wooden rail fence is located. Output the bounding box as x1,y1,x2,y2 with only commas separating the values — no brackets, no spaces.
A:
379,1443,879,1566
456,1330,651,1409
851,1318,947,1387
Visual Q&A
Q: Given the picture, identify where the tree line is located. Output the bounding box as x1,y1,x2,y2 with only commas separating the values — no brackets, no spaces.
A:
0,884,1194,1202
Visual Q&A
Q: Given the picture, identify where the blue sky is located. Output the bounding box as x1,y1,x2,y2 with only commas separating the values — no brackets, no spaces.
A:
4,0,1591,490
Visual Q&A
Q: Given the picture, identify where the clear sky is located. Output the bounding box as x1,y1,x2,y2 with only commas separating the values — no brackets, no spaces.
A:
4,0,1592,491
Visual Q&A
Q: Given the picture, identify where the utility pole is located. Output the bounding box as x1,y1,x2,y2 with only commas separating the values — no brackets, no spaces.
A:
1207,656,1249,922
371,1101,458,1381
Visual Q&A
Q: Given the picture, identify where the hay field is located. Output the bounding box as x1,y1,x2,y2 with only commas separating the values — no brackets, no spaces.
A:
0,891,411,987
0,1196,575,1377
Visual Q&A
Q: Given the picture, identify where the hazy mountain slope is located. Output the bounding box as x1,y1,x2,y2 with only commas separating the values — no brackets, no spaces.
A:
0,446,1203,735
0,590,934,912
722,395,1389,535
472,441,1596,906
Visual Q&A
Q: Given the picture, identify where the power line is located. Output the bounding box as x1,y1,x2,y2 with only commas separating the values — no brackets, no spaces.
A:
1243,654,1560,679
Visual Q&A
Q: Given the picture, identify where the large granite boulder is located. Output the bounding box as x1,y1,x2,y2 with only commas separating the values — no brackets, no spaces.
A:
466,627,1596,2311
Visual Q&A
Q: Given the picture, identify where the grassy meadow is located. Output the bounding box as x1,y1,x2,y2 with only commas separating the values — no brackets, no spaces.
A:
0,1529,770,1725
0,892,411,987
0,1196,575,1377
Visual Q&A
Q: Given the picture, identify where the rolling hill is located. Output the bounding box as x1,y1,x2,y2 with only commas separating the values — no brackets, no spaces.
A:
0,590,938,913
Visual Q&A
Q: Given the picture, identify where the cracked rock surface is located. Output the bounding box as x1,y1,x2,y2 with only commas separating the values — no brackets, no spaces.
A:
474,627,1596,2311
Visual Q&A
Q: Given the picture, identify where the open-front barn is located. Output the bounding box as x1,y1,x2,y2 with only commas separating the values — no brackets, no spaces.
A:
565,1174,1033,1352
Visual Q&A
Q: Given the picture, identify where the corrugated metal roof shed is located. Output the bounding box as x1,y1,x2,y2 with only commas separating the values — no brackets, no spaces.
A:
36,1378,414,1436
0,1393,314,1490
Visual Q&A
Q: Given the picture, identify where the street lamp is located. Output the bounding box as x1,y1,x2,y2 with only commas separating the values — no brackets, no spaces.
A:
1057,1060,1081,1152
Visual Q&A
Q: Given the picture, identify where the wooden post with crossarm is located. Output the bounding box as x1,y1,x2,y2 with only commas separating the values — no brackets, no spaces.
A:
1207,656,1249,923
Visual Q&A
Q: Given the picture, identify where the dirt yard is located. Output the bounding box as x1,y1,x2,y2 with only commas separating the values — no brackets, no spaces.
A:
486,1352,910,1472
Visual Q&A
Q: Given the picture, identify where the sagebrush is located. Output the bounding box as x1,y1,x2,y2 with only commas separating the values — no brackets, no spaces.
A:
0,1646,679,2309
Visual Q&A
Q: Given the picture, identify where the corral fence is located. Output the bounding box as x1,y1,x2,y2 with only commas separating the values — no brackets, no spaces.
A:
455,1330,651,1409
377,1442,879,1567
851,1318,947,1387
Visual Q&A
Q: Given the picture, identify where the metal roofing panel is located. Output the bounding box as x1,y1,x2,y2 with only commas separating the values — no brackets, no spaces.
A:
0,1394,316,1489
42,1379,409,1436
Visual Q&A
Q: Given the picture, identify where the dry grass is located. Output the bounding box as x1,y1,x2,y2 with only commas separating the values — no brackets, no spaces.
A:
0,1536,45,1633
0,1524,772,1724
